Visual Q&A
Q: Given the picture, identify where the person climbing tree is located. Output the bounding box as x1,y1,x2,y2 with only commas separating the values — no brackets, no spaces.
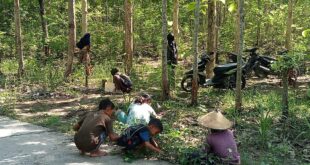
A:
76,33,92,87
167,32,178,88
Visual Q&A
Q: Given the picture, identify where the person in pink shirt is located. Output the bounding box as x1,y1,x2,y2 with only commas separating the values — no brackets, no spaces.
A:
186,110,240,165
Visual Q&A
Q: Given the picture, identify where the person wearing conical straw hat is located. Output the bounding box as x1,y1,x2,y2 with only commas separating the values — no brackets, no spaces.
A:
186,110,240,165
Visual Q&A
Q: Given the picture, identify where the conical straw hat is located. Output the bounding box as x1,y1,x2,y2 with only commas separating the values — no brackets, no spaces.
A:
197,110,232,130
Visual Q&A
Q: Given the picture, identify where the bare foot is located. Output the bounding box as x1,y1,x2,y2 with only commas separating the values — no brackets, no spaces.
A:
89,149,108,157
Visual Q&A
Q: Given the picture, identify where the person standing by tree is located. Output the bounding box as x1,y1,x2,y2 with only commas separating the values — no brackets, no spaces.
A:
167,32,178,89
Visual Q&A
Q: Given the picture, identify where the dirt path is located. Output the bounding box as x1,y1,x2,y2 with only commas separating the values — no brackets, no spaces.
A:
0,116,170,165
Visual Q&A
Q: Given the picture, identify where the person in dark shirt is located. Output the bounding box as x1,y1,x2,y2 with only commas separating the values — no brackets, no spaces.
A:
167,32,178,88
117,118,164,154
110,68,132,93
76,33,90,50
73,98,119,157
76,33,91,64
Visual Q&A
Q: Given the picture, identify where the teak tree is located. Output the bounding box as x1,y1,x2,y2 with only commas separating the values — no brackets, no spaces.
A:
235,0,244,111
162,0,170,100
191,0,200,105
206,0,216,78
124,0,133,75
14,0,24,77
173,0,179,44
38,0,50,56
82,0,90,88
82,0,88,34
281,0,294,119
64,0,76,79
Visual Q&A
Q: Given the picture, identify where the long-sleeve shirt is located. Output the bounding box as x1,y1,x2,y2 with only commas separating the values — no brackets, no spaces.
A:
205,130,240,164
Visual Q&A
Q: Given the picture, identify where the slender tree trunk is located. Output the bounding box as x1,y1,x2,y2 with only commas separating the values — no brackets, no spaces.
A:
38,0,49,56
215,2,221,64
162,0,170,100
281,70,289,119
263,2,270,45
124,0,133,75
256,0,261,47
192,0,200,105
235,0,244,111
206,0,216,78
14,0,24,77
234,3,240,53
173,0,179,44
282,0,294,119
82,0,88,34
82,0,89,87
64,0,76,79
285,0,293,50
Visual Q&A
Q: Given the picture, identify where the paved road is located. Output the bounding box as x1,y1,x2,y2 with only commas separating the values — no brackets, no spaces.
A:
0,116,170,165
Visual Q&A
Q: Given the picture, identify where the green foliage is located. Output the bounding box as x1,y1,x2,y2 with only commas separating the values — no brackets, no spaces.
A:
257,104,273,148
302,29,310,38
272,52,305,72
24,58,64,90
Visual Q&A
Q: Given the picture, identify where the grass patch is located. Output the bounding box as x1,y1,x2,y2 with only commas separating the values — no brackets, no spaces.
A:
0,58,309,164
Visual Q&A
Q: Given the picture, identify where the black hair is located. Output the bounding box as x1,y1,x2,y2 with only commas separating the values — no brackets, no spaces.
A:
110,68,119,76
134,93,152,104
76,33,91,50
210,129,226,133
99,98,115,111
148,118,163,133
167,32,174,42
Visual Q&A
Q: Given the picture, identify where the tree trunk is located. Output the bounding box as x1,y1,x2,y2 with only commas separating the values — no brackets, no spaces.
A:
124,0,133,75
14,0,24,77
206,0,216,78
234,3,240,53
281,0,294,119
82,0,88,34
215,1,221,64
173,0,179,44
281,70,289,119
38,0,49,56
82,0,89,87
256,0,261,47
64,0,76,79
285,0,293,50
235,0,244,111
191,0,200,105
162,0,170,100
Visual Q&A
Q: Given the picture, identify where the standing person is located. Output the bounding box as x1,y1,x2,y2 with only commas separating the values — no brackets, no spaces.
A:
167,32,178,88
186,110,240,164
73,98,119,157
110,68,132,93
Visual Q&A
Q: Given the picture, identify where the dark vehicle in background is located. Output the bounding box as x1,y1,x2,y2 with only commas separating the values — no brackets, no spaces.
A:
243,47,279,78
181,52,246,92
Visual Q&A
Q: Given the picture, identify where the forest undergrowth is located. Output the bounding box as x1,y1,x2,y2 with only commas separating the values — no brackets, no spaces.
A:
0,58,309,164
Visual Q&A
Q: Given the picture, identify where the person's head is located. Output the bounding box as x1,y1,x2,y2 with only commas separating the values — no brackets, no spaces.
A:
148,118,163,136
84,33,90,39
110,68,119,76
141,93,152,104
134,93,152,105
99,98,116,116
167,32,175,42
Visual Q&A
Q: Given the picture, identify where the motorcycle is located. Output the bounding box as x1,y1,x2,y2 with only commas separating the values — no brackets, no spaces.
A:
243,47,278,78
181,52,246,92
